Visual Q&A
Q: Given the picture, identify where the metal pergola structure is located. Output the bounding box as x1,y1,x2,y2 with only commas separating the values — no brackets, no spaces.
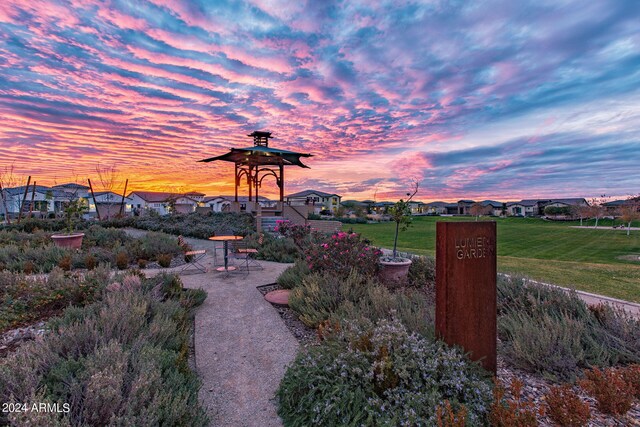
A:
198,131,312,204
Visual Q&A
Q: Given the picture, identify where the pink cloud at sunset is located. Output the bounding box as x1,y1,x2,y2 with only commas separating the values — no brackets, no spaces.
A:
0,0,638,202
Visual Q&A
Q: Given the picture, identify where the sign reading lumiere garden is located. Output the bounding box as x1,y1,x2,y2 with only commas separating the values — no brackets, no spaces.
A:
435,221,497,373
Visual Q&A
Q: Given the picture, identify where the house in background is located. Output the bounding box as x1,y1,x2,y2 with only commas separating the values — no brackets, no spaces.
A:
201,196,230,212
457,200,475,215
480,200,504,216
542,198,588,209
0,185,91,217
370,201,394,214
91,191,133,218
128,191,198,215
507,200,541,216
200,195,274,213
285,190,341,213
185,191,205,203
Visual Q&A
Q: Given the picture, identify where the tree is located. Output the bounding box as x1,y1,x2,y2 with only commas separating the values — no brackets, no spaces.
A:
388,181,419,259
469,203,489,221
571,204,591,226
618,196,640,236
589,197,606,228
94,164,126,219
0,165,23,224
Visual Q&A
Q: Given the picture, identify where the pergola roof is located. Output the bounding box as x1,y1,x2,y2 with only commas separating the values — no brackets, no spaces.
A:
198,145,312,168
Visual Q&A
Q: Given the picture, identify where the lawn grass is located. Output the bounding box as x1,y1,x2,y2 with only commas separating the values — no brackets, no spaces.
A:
348,216,640,302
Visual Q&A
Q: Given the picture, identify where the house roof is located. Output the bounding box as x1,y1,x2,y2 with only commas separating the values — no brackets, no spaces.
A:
52,183,90,190
93,191,132,199
547,198,587,206
480,200,503,207
204,195,271,203
3,186,74,198
286,189,340,198
128,191,197,203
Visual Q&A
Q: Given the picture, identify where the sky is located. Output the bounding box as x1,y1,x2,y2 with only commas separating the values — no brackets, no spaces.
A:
0,0,639,202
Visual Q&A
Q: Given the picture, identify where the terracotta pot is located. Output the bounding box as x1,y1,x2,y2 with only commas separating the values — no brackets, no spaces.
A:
378,258,412,283
51,233,85,249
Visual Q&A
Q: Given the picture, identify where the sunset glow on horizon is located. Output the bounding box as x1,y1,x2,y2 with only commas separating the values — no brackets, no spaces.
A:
1,0,639,202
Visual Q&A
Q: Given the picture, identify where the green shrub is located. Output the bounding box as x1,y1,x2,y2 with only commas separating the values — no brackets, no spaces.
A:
0,265,110,332
0,274,208,426
289,270,372,328
499,311,586,380
277,318,492,426
333,286,435,338
407,255,436,288
276,260,311,289
83,225,129,249
136,232,182,260
257,235,300,263
102,211,255,239
497,277,640,379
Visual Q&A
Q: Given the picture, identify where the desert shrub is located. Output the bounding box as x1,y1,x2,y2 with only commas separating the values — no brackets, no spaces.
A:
135,231,182,260
83,225,130,249
489,378,540,427
332,285,435,338
22,260,35,274
436,401,467,427
0,229,51,247
497,277,639,379
157,254,172,268
0,265,110,332
276,260,311,289
407,254,436,287
499,311,586,380
58,255,72,271
289,270,373,328
589,303,640,361
277,318,492,426
623,364,640,399
257,235,300,263
544,384,591,427
0,274,208,426
103,211,254,239
579,367,635,416
304,231,382,278
137,258,148,269
84,254,97,270
115,251,129,270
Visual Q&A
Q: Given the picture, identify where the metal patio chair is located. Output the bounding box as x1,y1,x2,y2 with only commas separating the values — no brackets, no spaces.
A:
178,235,207,273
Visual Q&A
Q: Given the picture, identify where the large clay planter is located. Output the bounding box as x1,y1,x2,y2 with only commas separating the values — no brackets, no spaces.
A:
379,258,412,284
51,233,85,249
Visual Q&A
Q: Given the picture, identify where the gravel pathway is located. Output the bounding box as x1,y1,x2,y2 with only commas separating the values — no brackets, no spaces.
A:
179,260,297,427
122,229,299,427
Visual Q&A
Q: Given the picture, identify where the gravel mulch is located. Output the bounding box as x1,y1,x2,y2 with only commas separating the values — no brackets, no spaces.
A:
257,283,318,347
498,357,640,426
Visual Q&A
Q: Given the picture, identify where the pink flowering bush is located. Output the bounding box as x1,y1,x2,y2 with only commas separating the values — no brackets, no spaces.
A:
274,220,317,249
305,231,382,278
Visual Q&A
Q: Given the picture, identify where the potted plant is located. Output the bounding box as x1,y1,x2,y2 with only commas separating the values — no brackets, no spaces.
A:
379,183,419,283
51,196,88,249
